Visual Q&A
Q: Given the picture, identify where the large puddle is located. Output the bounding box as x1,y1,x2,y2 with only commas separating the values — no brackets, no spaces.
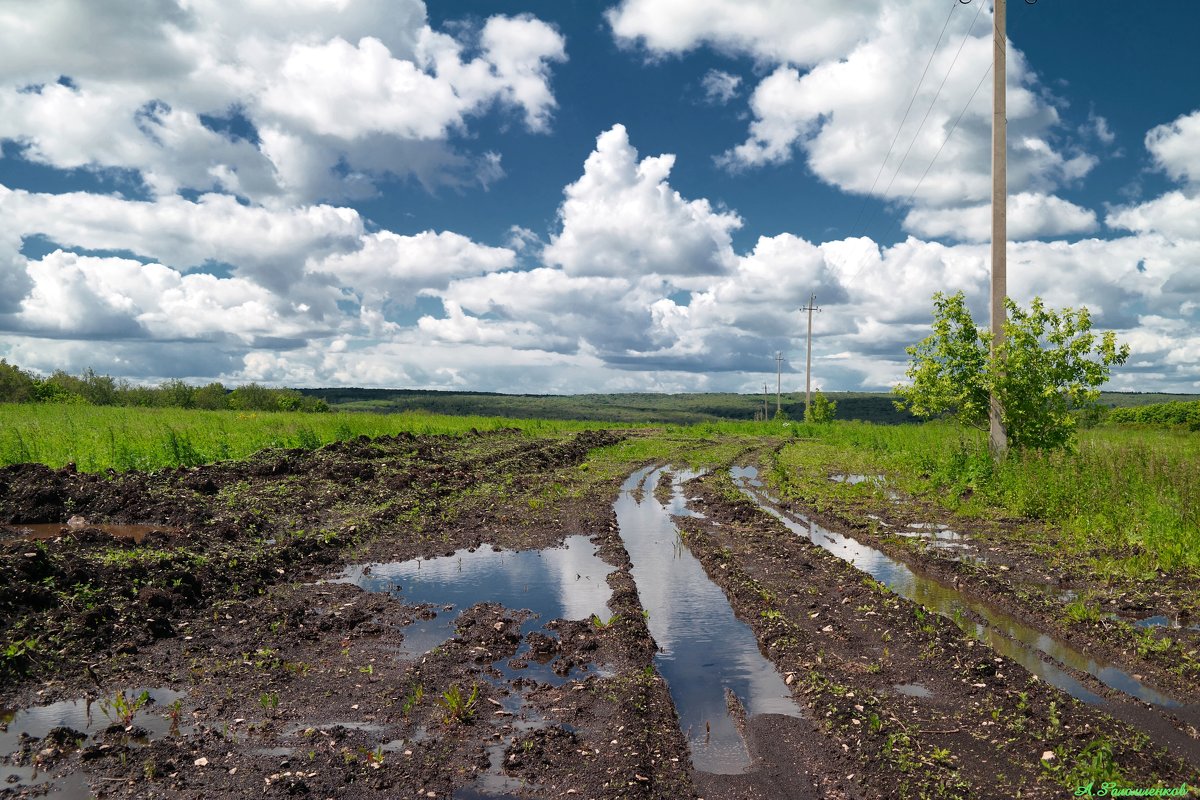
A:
335,536,613,796
616,466,802,774
335,535,612,669
1,687,187,794
732,467,1200,760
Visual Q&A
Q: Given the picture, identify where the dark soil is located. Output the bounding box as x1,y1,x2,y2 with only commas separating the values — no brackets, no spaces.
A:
1,432,1197,798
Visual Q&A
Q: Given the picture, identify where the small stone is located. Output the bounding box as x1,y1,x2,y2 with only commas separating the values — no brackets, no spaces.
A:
493,622,505,631
194,757,209,767
1041,751,1055,761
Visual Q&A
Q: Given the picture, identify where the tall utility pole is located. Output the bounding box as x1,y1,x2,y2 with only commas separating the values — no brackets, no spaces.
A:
774,351,783,416
799,293,821,419
762,383,769,421
989,0,1008,455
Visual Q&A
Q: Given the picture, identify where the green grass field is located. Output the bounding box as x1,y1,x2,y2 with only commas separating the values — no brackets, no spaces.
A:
767,421,1200,575
0,404,627,472
3,402,1195,577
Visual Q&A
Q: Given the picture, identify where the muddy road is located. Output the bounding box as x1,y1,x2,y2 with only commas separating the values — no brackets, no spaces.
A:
1,430,1197,798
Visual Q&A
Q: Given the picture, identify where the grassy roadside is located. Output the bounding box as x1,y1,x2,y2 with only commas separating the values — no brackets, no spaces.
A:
760,421,1200,688
766,421,1200,576
0,404,639,472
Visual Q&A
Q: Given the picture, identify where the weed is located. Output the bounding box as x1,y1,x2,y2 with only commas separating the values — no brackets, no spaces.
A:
1064,597,1104,625
437,683,479,725
590,613,622,629
402,684,425,716
100,689,151,727
1,637,39,673
259,692,280,713
164,698,184,733
1041,737,1124,789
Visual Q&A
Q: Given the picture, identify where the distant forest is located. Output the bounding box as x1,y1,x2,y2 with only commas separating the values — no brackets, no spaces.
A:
4,359,1197,425
299,387,1200,426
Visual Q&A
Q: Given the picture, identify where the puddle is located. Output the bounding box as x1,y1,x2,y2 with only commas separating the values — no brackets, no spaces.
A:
831,474,883,485
730,466,763,488
827,473,904,502
1,688,188,793
253,746,297,758
335,535,613,666
4,521,181,543
1131,615,1200,632
616,466,802,775
282,721,386,737
334,537,615,794
731,467,1200,758
894,526,973,552
893,683,933,699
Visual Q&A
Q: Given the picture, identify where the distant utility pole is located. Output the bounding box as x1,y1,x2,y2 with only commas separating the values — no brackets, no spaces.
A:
774,351,783,416
799,293,821,419
989,0,1009,455
762,383,769,421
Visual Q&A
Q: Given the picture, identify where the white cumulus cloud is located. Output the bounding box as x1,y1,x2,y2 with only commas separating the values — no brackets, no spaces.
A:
0,1,566,203
904,192,1099,242
543,124,742,280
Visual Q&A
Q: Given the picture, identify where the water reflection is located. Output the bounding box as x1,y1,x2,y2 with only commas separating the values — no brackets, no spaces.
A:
732,467,1200,732
336,535,613,661
1,688,188,793
5,522,181,543
616,466,801,774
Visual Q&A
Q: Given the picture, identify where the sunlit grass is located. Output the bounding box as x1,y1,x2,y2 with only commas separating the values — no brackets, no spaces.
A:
0,404,629,472
769,421,1200,574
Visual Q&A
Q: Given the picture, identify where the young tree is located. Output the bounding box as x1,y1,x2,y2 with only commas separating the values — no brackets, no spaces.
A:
806,390,837,423
894,292,1129,450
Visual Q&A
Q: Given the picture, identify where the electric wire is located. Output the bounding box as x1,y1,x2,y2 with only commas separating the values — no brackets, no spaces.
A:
848,0,960,237
873,0,986,207
841,58,994,290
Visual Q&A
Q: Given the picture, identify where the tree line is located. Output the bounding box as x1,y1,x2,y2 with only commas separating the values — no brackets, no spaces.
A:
1107,400,1200,430
0,360,329,413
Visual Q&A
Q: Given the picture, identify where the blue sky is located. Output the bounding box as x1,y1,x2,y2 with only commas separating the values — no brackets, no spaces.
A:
2,0,1199,393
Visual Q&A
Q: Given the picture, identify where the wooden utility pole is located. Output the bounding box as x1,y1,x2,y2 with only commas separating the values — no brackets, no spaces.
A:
989,0,1008,455
799,293,821,420
762,383,769,421
774,351,783,416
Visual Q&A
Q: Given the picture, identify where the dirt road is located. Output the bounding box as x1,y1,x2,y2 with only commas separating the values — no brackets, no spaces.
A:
1,430,1196,797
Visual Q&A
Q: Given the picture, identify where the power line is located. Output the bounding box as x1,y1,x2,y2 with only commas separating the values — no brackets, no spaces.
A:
899,61,994,219
848,0,961,238
871,0,987,214
841,58,993,289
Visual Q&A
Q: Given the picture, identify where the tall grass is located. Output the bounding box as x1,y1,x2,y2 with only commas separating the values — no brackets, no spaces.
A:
0,404,625,473
773,421,1200,573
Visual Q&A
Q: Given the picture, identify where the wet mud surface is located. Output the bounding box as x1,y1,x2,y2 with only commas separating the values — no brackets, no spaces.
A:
1,431,1197,798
